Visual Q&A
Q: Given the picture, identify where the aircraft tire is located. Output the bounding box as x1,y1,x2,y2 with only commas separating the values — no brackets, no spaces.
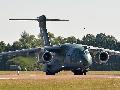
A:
72,70,87,75
83,71,86,75
46,71,55,75
72,70,83,75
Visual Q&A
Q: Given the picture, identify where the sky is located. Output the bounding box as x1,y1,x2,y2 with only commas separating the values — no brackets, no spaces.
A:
0,0,120,44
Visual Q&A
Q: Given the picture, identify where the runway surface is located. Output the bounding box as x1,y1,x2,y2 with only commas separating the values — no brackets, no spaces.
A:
0,73,120,80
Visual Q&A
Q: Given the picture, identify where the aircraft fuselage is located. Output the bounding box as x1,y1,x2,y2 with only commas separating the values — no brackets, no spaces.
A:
43,44,92,75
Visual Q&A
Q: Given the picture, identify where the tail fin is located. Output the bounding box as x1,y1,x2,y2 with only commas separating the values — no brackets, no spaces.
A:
9,15,69,46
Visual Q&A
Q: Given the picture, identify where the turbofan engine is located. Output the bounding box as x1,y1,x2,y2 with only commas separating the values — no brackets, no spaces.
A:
43,51,53,62
95,51,109,63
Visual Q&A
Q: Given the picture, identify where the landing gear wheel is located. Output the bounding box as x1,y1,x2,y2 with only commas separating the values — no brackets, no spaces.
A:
46,71,55,75
72,70,83,75
83,71,86,75
72,70,87,75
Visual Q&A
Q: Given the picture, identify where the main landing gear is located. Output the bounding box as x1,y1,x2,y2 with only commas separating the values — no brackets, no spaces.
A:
72,69,87,75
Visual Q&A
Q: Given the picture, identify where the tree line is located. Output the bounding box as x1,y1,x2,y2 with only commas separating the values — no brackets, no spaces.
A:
0,31,120,53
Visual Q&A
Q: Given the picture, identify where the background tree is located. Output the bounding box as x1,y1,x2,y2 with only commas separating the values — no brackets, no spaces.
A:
95,33,107,48
0,41,6,53
66,36,77,44
52,36,66,45
19,31,42,48
105,35,117,49
11,41,22,51
81,34,96,46
5,43,12,52
48,32,55,45
76,38,82,44
116,42,120,51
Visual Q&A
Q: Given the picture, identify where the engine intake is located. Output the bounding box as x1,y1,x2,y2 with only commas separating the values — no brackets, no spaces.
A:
95,51,109,63
43,52,52,61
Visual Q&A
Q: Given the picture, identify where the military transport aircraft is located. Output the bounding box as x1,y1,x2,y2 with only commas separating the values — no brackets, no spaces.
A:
0,15,120,75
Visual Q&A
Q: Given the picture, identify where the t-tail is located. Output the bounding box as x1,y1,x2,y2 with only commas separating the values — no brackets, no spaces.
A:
9,15,69,46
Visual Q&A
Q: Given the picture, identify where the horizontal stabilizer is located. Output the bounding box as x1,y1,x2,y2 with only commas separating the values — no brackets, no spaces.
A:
46,19,69,21
9,19,37,20
9,19,69,21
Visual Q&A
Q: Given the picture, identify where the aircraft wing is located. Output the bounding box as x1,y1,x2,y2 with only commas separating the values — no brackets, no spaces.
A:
81,44,120,63
0,46,61,63
81,44,120,56
0,47,42,57
88,46,120,56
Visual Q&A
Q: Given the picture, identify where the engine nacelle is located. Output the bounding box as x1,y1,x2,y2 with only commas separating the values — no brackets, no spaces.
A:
43,51,52,62
95,51,109,63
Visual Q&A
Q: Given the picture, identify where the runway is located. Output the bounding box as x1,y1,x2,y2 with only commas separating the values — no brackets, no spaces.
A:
0,74,120,80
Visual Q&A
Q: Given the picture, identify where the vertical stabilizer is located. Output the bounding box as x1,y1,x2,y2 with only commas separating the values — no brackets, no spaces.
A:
9,15,69,46
38,15,50,46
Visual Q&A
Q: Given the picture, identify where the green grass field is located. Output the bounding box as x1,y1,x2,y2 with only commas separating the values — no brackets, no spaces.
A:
0,71,120,90
0,79,120,90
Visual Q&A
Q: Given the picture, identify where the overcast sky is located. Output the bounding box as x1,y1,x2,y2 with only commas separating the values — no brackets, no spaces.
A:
0,0,120,44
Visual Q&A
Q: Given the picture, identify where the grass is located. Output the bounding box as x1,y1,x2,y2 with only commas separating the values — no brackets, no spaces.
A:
0,71,44,75
0,71,120,75
57,71,120,75
0,78,120,90
0,71,120,90
87,71,120,75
